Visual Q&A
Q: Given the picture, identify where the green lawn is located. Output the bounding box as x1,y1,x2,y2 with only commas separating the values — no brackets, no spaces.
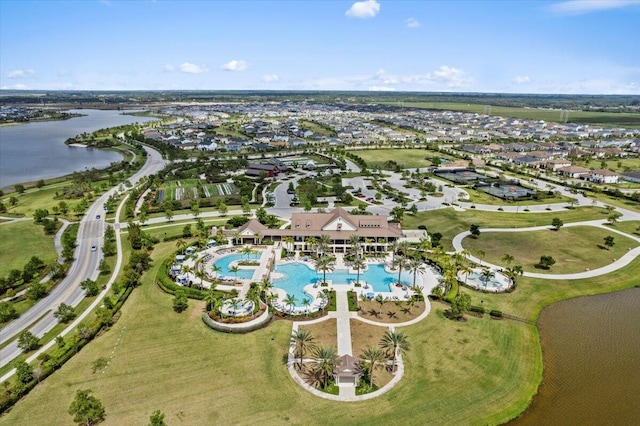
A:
354,148,456,169
461,226,639,274
0,241,541,426
0,221,57,277
604,220,640,237
402,206,609,250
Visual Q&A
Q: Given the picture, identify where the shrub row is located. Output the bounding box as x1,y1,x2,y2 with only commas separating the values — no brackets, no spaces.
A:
201,312,272,334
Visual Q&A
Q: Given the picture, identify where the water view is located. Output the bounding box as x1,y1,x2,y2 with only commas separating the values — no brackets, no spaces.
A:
512,288,640,425
0,109,156,188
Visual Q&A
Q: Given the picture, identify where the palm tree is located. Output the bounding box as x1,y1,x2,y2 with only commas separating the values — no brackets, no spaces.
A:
210,264,222,281
282,236,295,255
501,253,515,267
406,257,426,289
259,277,273,296
284,293,298,314
304,237,318,255
317,292,328,314
389,240,399,263
380,330,411,373
313,346,339,389
314,256,335,285
393,255,408,285
232,230,241,245
230,265,239,282
196,268,207,289
255,232,263,245
212,297,224,318
302,298,311,316
480,268,495,285
246,285,261,314
318,234,331,256
291,329,316,369
398,240,412,257
360,346,386,387
374,294,385,318
181,264,192,286
204,288,218,312
352,257,366,286
176,239,187,255
458,264,474,285
240,245,253,260
476,249,486,263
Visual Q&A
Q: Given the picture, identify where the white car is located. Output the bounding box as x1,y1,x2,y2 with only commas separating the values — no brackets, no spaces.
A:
91,246,97,252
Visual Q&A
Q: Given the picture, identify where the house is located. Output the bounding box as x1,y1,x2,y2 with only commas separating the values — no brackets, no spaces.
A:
586,169,619,184
621,171,640,183
542,159,572,171
557,165,591,178
245,163,280,177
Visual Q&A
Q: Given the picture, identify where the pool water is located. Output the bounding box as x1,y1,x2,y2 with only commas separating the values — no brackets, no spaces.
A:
213,252,261,280
272,262,415,306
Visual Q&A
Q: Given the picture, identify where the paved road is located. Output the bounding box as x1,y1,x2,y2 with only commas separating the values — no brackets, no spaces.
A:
0,146,166,369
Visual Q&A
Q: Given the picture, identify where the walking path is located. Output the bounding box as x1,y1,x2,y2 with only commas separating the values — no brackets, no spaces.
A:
451,220,640,280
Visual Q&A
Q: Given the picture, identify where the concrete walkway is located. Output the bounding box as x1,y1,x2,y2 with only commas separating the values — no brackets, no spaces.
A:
451,220,640,280
335,290,353,357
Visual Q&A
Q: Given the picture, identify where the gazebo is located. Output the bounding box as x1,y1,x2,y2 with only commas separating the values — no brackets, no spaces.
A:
333,354,360,387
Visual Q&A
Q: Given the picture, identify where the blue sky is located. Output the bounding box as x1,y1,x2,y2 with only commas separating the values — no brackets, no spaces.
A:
1,0,639,94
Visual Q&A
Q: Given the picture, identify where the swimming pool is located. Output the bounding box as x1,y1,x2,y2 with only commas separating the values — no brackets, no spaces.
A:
272,262,415,306
213,252,261,280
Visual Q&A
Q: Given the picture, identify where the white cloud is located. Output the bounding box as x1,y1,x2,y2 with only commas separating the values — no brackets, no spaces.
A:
262,74,279,82
513,76,531,84
425,66,473,87
550,0,640,15
7,69,34,78
1,83,30,90
368,86,396,91
345,0,380,19
163,64,175,72
405,17,421,28
221,60,249,71
180,62,208,74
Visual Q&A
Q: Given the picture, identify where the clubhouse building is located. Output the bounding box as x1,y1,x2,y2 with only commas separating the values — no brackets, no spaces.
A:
227,207,422,254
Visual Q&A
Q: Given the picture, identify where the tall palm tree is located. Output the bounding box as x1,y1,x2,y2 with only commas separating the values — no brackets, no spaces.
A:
255,232,263,245
282,236,295,255
398,241,412,257
360,346,386,387
284,293,298,314
246,285,261,314
380,330,411,373
212,297,224,318
305,237,318,255
240,245,253,260
458,264,474,285
315,256,335,285
230,265,239,282
480,268,495,285
317,292,328,314
259,277,273,296
393,255,408,285
313,346,339,389
210,264,222,281
302,298,311,316
406,257,426,289
476,249,486,263
176,239,187,255
291,329,316,369
204,288,218,312
181,264,192,286
232,230,241,246
318,234,331,256
196,268,207,289
501,253,515,268
352,257,366,286
389,240,399,263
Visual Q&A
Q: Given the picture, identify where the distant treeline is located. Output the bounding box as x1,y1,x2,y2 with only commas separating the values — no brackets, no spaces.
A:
1,90,638,111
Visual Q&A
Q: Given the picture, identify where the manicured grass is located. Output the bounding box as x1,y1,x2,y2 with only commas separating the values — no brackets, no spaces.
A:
604,220,640,237
461,226,639,274
354,148,454,169
0,221,57,277
299,319,337,349
402,206,609,250
357,300,426,323
0,239,542,425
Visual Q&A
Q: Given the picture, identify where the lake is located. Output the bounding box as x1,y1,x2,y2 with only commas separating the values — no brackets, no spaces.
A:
511,287,640,425
0,109,157,188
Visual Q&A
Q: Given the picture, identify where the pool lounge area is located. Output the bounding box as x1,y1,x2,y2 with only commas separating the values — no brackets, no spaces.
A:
458,268,513,292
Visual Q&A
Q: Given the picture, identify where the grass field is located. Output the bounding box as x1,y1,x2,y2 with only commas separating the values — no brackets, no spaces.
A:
402,206,609,250
375,101,640,128
0,241,542,426
0,221,57,277
461,226,639,274
354,148,457,169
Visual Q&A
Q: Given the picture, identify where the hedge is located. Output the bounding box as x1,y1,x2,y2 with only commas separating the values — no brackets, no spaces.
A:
201,312,272,334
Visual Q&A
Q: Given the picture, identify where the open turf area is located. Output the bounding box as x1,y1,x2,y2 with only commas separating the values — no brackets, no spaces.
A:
402,206,609,250
461,226,639,274
0,221,57,277
354,148,455,169
0,241,541,426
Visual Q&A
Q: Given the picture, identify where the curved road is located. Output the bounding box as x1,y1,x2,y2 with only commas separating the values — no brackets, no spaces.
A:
0,146,166,369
